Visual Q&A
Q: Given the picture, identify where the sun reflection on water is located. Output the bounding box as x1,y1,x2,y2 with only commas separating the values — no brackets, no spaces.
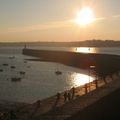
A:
75,47,96,53
71,73,94,87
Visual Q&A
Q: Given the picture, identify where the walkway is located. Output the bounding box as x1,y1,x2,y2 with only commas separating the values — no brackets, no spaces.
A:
34,76,120,120
0,73,120,120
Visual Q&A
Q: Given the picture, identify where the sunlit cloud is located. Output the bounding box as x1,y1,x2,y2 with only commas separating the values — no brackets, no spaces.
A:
112,14,120,18
0,17,112,34
94,17,107,21
94,14,120,22
2,20,73,33
1,14,120,34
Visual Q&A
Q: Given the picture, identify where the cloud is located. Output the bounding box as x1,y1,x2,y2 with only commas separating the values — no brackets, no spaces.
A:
112,15,120,18
95,17,107,21
1,14,120,34
94,14,120,22
3,20,73,33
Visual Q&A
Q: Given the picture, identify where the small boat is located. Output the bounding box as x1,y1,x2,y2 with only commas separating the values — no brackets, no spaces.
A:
19,71,25,75
24,61,27,63
0,69,3,72
11,66,16,69
3,63,8,66
11,77,21,82
55,71,62,75
55,63,62,75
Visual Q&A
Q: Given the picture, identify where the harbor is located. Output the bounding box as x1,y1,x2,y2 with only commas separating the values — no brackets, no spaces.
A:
0,47,120,119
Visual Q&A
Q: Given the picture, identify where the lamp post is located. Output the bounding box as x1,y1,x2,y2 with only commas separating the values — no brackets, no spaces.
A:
89,65,95,92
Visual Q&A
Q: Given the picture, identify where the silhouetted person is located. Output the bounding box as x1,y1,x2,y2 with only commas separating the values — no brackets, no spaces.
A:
52,92,61,108
85,84,88,94
103,76,107,84
95,80,98,89
67,92,71,101
64,91,67,102
56,92,60,101
71,87,75,99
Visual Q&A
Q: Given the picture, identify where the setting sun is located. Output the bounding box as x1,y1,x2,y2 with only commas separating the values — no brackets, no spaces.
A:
75,7,95,26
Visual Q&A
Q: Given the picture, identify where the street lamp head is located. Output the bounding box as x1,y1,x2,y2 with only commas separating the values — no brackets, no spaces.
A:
90,65,95,68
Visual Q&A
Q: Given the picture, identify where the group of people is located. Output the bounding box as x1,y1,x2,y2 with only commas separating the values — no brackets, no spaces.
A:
56,87,75,102
63,87,75,102
0,87,76,119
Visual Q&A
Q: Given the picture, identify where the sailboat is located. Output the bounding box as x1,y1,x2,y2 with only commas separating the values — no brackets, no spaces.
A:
55,63,62,75
55,70,62,75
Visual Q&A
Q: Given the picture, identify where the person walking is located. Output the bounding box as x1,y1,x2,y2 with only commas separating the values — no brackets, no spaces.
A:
67,92,71,101
56,92,60,101
85,84,88,94
71,87,75,99
63,91,67,102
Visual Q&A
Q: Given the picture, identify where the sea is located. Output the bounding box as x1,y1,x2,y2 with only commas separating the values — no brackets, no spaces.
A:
0,46,119,103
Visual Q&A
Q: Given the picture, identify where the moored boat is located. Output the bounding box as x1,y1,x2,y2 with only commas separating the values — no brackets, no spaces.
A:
11,66,16,69
11,77,21,82
19,71,26,75
0,69,3,72
3,63,8,66
55,71,62,75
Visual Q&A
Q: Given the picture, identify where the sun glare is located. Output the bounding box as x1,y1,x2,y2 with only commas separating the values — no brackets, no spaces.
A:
76,47,91,53
72,73,94,87
75,7,95,26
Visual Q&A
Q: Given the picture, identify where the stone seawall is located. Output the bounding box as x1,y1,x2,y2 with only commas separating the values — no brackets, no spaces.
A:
23,48,120,77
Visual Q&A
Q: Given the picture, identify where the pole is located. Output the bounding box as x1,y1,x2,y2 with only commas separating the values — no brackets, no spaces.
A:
89,67,90,92
89,65,95,92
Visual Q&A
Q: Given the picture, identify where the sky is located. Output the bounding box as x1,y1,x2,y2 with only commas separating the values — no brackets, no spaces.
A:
0,0,120,42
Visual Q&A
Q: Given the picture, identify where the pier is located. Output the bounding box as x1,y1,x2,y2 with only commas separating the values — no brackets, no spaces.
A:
23,48,120,77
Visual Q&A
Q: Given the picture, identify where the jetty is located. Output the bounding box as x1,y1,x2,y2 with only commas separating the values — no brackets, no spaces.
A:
23,48,120,77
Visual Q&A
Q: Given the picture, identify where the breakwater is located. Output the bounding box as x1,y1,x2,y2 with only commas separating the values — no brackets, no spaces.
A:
22,48,120,77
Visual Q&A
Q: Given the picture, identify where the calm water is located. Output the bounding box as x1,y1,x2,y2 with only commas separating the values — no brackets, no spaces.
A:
0,46,119,103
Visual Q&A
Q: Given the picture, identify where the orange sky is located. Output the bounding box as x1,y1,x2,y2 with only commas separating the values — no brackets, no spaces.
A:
0,0,120,42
